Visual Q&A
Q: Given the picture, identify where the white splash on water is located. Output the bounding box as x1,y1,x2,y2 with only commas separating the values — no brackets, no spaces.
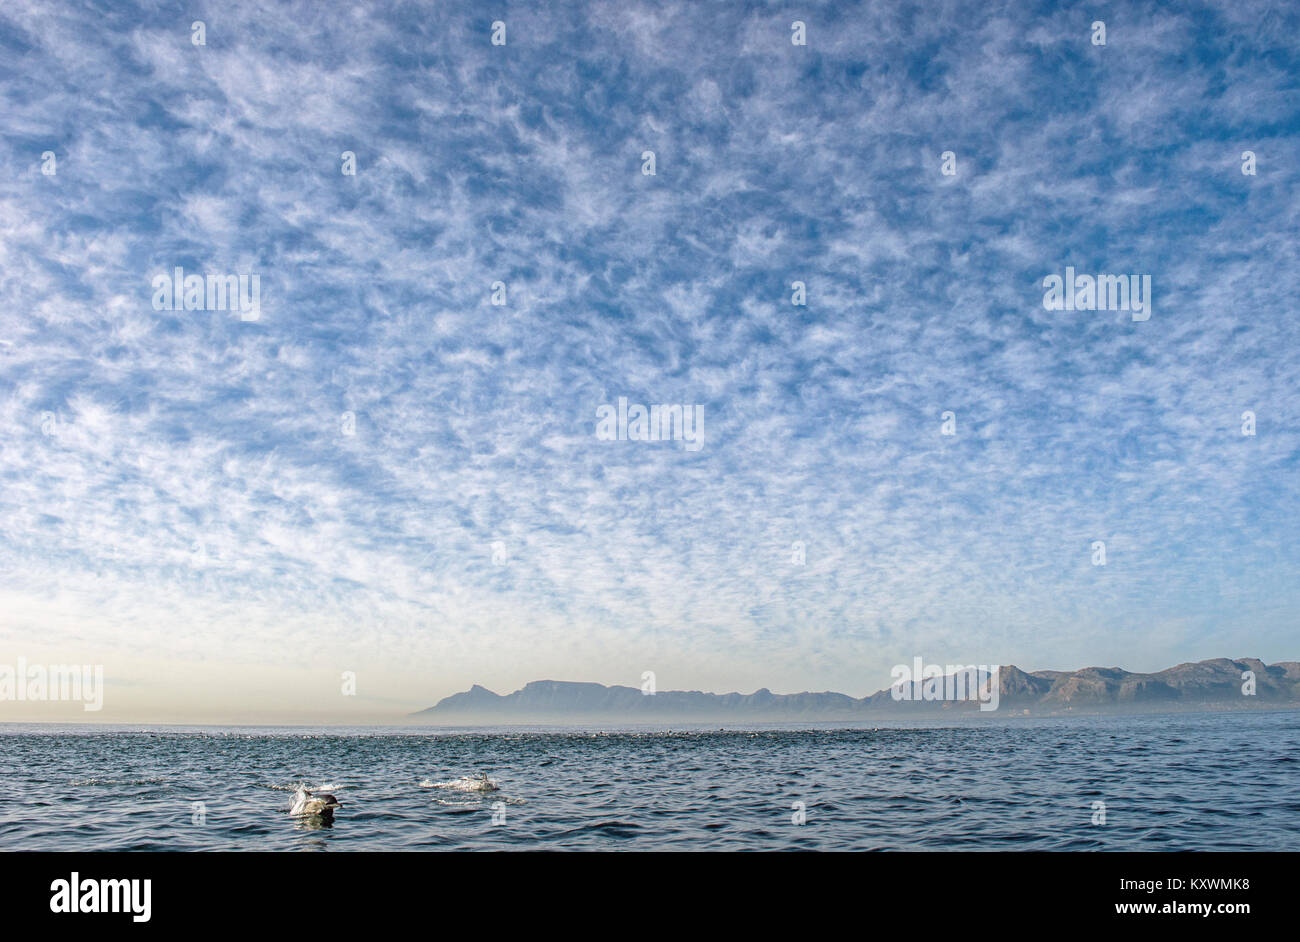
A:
421,772,500,792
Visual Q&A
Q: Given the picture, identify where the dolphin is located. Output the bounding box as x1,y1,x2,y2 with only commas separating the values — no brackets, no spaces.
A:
290,786,341,818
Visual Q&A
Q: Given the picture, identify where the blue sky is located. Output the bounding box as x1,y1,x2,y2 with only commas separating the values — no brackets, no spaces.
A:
1,0,1298,721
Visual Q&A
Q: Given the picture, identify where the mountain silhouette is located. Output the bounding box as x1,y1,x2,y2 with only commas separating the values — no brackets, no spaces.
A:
414,657,1300,722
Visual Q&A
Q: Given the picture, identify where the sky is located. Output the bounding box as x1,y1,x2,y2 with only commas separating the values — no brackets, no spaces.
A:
0,0,1298,723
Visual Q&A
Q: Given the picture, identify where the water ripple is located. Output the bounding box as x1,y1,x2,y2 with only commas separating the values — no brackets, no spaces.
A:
0,711,1296,850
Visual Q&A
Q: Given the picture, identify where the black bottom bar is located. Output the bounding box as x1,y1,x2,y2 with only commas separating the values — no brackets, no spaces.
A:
2,851,1279,928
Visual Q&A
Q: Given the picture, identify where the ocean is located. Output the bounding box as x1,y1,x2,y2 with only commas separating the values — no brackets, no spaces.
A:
2,710,1296,851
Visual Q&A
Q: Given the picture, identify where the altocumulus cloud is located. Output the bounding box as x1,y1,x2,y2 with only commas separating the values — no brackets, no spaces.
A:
0,0,1298,709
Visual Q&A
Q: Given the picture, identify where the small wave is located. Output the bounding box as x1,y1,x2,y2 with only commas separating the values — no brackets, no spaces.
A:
267,781,342,793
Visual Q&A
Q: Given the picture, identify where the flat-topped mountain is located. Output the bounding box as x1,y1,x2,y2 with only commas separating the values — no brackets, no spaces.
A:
414,657,1300,723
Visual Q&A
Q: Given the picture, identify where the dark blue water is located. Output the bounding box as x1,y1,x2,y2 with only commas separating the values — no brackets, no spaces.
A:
2,710,1296,850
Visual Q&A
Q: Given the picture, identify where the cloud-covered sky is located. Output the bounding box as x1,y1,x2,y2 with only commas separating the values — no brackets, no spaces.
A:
1,0,1297,721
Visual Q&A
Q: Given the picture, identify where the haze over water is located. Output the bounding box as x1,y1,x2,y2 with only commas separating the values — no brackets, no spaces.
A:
3,710,1295,851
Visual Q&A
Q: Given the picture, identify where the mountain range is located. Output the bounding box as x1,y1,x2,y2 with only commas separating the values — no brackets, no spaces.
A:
413,658,1300,723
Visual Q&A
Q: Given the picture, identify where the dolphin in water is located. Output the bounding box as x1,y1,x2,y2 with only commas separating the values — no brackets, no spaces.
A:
290,786,341,819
